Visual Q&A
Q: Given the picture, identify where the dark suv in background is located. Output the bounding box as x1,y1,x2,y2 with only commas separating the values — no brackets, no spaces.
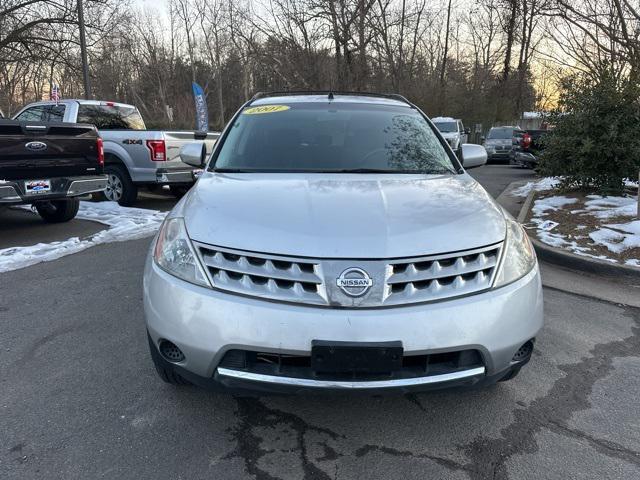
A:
483,126,524,163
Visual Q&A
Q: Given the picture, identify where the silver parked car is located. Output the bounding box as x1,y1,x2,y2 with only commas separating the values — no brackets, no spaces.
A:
484,126,524,163
144,92,543,393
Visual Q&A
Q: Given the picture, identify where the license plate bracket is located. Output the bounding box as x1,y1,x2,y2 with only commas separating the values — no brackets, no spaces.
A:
25,179,51,195
311,341,403,374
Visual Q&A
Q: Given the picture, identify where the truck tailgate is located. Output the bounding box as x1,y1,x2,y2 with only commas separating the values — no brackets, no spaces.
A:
0,122,101,180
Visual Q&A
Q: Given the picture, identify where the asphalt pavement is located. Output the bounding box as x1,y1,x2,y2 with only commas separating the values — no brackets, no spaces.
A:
0,190,178,250
466,163,535,198
1,165,639,480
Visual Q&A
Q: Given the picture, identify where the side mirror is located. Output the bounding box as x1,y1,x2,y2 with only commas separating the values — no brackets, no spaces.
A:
464,128,471,135
461,143,487,169
180,142,206,168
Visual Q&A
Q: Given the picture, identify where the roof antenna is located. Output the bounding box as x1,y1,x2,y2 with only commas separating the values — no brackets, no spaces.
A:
328,92,334,101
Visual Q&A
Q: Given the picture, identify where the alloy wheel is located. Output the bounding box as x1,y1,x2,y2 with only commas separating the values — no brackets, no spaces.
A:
105,173,123,201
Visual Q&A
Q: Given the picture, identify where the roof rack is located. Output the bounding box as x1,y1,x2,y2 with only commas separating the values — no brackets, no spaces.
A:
249,91,412,106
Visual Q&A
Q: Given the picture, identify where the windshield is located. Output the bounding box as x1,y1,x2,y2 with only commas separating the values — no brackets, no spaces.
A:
487,127,513,139
77,104,146,130
433,121,457,133
212,103,457,174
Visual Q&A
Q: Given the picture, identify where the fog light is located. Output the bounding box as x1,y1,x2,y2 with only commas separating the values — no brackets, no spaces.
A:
159,340,185,363
512,340,534,363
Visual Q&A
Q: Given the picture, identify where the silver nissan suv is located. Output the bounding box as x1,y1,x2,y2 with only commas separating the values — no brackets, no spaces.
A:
143,92,543,393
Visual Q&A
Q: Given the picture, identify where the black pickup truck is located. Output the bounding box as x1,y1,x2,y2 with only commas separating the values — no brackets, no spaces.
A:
0,120,107,222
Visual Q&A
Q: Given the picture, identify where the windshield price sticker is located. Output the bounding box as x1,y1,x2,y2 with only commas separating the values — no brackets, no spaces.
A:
243,105,290,115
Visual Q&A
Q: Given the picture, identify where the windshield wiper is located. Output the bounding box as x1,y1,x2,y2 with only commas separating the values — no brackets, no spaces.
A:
329,168,410,173
329,168,456,174
212,167,457,174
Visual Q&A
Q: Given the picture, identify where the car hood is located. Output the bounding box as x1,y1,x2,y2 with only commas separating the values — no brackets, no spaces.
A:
181,172,506,258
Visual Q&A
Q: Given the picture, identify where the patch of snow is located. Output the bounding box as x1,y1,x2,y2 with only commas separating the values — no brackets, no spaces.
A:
572,251,619,263
589,220,640,254
0,201,166,273
536,230,569,248
532,196,577,216
626,259,640,267
511,177,560,197
583,195,638,219
607,220,640,235
524,185,639,266
534,228,617,262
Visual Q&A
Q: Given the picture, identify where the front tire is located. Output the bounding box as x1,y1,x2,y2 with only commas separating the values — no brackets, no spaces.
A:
499,367,521,382
101,164,138,206
35,198,80,223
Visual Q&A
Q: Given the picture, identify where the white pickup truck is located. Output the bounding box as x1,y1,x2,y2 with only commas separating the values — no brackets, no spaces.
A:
431,117,469,158
13,100,219,205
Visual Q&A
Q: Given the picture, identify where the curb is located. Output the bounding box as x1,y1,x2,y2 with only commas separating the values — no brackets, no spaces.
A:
517,188,640,282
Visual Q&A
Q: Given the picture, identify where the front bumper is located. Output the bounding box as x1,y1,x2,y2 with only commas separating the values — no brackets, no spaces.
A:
144,253,544,392
154,168,199,185
486,150,512,160
0,175,107,205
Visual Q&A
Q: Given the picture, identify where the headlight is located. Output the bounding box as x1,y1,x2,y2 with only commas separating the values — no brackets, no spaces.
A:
493,215,536,288
154,217,210,287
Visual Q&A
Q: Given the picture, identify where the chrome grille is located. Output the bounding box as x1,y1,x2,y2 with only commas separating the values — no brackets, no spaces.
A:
196,244,328,305
383,243,502,306
194,242,502,307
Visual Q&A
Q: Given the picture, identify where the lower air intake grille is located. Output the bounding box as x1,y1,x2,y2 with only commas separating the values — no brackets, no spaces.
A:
218,348,484,381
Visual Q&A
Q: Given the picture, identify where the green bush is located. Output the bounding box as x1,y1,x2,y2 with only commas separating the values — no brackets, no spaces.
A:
539,68,640,194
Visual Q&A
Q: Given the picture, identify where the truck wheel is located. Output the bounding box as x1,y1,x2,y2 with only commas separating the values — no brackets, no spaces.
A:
35,198,80,223
148,334,190,386
102,164,138,206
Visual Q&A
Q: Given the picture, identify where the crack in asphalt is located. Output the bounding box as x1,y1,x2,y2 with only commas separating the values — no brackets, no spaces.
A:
11,322,88,366
462,305,640,479
354,444,473,474
223,301,640,480
227,396,473,479
404,393,430,414
226,396,344,480
546,419,640,466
